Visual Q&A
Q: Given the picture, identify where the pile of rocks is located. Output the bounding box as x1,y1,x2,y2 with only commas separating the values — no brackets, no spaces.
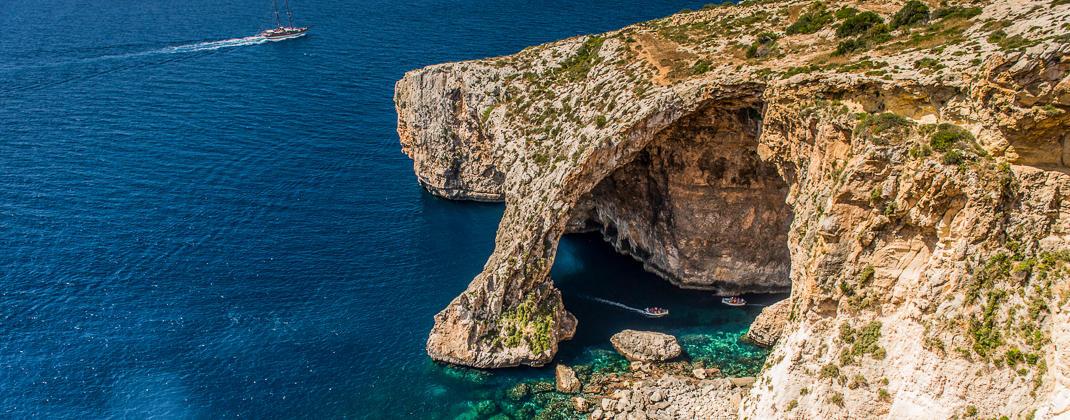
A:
589,376,750,419
545,330,756,419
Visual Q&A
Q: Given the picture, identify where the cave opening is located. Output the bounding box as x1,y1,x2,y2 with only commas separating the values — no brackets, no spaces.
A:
550,102,792,373
566,103,793,294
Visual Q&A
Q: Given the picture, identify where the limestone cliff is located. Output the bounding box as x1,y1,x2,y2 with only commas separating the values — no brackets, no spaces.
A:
396,0,1070,417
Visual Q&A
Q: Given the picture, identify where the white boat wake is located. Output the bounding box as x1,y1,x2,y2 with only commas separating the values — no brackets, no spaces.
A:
159,36,269,54
2,35,270,94
579,295,650,316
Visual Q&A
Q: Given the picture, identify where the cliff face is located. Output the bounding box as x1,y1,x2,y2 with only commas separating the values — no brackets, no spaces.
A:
396,0,1070,417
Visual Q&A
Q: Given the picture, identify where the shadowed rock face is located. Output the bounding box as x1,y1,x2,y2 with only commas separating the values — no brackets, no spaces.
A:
397,0,1070,417
572,105,791,294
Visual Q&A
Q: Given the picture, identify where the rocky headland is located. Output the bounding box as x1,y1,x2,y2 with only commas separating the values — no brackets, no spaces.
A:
396,0,1070,418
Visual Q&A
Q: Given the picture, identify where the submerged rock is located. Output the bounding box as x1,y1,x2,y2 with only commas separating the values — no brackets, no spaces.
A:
506,382,530,401
610,330,682,362
554,364,580,393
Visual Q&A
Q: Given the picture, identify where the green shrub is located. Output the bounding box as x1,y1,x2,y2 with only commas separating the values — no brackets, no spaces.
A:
929,123,975,152
820,363,840,379
878,388,891,402
830,392,845,407
914,57,944,71
786,3,834,35
558,36,605,81
987,30,1036,51
932,6,982,20
942,150,967,165
1005,348,1024,366
969,290,1006,357
692,59,711,75
891,1,930,29
860,265,875,285
854,112,914,143
835,6,859,20
594,115,607,128
835,38,867,55
837,11,884,38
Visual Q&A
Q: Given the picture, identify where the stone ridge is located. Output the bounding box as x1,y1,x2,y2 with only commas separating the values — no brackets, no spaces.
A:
396,0,1070,417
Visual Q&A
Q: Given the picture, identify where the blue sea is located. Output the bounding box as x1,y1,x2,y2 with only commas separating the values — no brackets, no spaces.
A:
0,0,776,418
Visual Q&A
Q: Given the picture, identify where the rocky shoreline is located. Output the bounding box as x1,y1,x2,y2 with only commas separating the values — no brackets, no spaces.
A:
398,0,1070,417
524,329,761,419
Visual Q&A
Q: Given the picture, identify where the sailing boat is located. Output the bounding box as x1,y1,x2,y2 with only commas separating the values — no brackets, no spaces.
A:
259,0,308,41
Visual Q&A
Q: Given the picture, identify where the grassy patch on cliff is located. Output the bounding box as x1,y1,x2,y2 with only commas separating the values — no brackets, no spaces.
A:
854,112,914,145
557,36,605,81
497,295,555,355
955,247,1070,390
785,2,833,35
838,321,886,366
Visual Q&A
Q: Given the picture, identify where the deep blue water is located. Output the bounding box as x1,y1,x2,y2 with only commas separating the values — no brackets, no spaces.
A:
0,0,772,418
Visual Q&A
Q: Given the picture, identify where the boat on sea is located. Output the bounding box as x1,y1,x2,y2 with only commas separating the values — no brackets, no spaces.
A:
259,0,308,41
721,296,746,307
643,307,669,318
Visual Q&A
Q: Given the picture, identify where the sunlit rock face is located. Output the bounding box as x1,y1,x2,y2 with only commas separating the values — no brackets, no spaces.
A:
571,105,791,295
397,0,1070,417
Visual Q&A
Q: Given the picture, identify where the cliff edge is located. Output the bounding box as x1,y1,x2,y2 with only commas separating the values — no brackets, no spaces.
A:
396,0,1070,417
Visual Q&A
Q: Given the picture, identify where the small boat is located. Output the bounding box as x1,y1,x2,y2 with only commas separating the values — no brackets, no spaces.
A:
722,296,747,307
643,307,669,318
259,0,308,41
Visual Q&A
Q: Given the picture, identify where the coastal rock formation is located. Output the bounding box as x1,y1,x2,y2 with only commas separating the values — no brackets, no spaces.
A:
609,330,683,362
397,0,1070,417
744,299,790,347
555,364,580,393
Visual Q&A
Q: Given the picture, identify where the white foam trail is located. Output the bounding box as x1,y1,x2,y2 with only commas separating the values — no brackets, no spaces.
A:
3,36,268,72
581,295,649,315
159,36,268,54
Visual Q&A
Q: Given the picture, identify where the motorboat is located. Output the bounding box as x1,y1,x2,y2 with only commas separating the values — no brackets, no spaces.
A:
643,307,669,318
721,296,747,307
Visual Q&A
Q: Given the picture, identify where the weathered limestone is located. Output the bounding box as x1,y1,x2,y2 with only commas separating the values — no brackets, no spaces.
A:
744,299,790,347
555,364,580,393
397,0,1070,417
609,330,683,362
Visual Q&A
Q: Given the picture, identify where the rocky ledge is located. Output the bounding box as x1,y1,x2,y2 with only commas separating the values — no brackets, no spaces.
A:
397,0,1070,417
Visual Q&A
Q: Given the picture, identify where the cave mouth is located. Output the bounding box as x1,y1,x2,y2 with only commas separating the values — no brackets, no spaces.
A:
566,103,794,296
549,232,783,377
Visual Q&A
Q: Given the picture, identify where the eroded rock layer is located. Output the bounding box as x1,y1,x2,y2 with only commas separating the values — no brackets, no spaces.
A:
396,0,1070,417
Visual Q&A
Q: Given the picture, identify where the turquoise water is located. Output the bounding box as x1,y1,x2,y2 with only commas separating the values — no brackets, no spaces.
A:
0,0,774,418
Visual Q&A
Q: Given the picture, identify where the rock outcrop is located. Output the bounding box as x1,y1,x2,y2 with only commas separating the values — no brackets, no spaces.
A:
609,330,683,362
555,364,580,393
744,299,790,347
397,0,1070,417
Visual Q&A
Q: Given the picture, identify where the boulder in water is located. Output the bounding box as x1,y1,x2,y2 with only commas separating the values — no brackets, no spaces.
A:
609,330,682,362
555,364,581,393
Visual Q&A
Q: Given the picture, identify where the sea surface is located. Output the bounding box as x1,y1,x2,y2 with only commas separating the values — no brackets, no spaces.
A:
0,0,777,418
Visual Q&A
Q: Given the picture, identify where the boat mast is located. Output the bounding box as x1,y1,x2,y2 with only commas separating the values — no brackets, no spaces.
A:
283,0,295,27
271,0,282,28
